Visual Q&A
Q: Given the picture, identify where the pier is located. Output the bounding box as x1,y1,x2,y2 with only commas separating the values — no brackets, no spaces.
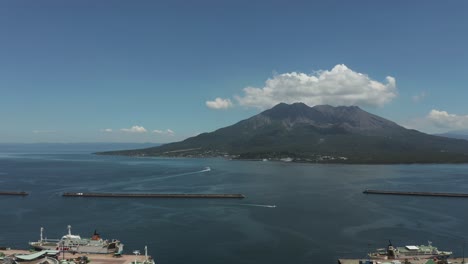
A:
363,189,468,198
63,192,245,199
0,191,28,196
0,249,154,264
338,258,466,264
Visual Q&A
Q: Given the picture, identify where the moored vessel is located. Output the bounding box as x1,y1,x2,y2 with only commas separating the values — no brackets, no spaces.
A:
29,226,123,254
368,241,452,260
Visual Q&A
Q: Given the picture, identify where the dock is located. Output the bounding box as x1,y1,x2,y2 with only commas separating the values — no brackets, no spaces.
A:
0,191,28,196
363,189,468,198
62,192,245,199
0,249,154,264
338,258,467,264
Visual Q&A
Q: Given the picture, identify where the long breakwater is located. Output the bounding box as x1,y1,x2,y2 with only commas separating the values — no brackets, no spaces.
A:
0,191,28,196
363,189,468,198
63,192,245,199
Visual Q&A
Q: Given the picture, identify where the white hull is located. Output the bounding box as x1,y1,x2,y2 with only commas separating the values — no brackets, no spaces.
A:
29,226,122,255
31,243,115,254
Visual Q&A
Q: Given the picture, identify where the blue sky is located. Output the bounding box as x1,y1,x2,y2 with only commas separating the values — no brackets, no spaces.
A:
1,0,467,143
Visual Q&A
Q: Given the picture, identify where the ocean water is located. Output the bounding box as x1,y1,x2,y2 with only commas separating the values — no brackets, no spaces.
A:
1,144,468,264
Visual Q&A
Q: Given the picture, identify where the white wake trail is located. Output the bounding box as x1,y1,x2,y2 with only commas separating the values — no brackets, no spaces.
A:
238,204,277,208
154,169,209,180
101,167,212,189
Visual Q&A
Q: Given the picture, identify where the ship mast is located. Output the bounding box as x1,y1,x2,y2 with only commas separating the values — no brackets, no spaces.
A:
67,225,72,236
40,227,44,242
145,246,148,262
463,241,465,264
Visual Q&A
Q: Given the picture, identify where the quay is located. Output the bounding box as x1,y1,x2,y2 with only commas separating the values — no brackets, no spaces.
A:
63,192,245,199
338,258,466,264
363,189,468,198
0,191,28,196
0,249,154,264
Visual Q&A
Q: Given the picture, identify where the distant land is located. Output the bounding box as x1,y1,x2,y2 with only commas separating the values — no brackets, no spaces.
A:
0,143,160,153
97,103,468,164
435,131,468,141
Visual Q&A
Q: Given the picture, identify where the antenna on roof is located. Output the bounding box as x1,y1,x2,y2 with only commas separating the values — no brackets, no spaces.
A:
463,241,465,264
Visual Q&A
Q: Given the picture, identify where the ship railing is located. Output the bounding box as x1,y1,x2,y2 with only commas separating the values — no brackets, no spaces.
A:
40,239,61,243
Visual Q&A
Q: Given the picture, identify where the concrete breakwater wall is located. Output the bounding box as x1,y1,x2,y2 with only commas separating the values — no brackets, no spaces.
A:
363,189,468,198
0,191,28,196
63,192,245,199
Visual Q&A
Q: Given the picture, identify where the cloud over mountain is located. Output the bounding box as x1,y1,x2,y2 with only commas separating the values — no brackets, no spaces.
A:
120,125,147,133
208,64,397,110
153,129,174,135
427,110,468,129
206,98,233,109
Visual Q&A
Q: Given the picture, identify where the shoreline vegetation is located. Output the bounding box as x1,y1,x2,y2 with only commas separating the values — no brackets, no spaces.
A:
95,150,468,165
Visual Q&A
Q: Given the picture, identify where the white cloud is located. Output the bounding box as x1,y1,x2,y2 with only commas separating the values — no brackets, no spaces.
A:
226,64,397,109
100,128,113,133
120,125,147,133
427,110,468,129
412,91,427,103
206,98,233,110
153,129,174,136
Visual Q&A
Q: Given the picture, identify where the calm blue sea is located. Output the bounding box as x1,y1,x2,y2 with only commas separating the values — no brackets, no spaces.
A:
1,143,468,264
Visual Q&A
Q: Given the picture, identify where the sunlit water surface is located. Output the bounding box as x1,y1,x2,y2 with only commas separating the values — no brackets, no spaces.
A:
1,144,468,264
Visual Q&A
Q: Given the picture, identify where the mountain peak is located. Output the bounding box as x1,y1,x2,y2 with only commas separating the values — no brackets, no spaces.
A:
259,103,399,132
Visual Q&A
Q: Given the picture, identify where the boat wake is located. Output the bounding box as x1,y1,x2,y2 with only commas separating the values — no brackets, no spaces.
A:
201,167,211,172
90,167,213,190
154,167,211,180
238,203,277,208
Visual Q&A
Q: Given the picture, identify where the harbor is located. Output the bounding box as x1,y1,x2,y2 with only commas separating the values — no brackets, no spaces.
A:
0,248,155,264
2,147,468,264
338,258,467,264
363,189,468,198
62,192,245,198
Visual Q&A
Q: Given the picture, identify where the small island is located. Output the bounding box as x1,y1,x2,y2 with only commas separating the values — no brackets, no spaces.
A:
97,103,468,164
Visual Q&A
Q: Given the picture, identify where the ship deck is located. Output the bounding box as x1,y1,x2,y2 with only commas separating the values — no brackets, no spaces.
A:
1,249,154,264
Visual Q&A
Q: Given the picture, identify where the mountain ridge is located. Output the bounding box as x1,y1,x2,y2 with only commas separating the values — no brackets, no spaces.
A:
97,103,468,164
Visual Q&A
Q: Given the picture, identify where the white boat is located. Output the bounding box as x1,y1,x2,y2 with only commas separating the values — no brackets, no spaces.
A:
29,226,123,254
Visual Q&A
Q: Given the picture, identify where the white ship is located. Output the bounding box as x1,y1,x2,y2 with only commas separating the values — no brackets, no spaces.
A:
29,225,123,254
369,241,452,260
